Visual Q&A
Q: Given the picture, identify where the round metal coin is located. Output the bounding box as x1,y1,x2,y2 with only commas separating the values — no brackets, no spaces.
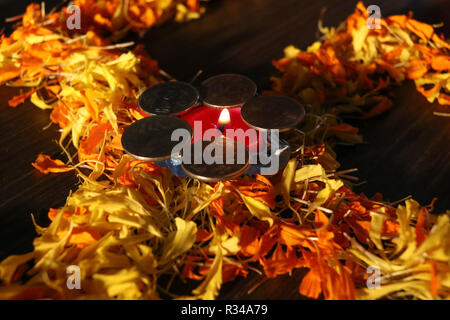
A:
181,137,250,182
241,95,306,132
138,81,199,116
199,74,257,108
121,115,193,161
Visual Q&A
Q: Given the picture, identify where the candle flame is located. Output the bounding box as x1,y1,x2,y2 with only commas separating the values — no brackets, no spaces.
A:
218,108,231,126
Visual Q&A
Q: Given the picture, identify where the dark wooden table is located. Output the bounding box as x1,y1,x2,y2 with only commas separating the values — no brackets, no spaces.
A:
0,0,449,299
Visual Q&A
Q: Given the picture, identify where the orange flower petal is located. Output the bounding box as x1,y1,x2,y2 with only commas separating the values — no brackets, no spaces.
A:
0,67,21,83
32,154,72,174
406,19,434,41
363,97,393,119
272,57,293,72
406,59,428,79
7,90,35,108
431,55,450,72
57,228,101,249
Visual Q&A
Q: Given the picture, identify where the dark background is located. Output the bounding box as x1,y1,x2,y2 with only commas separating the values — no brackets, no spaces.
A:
0,0,449,299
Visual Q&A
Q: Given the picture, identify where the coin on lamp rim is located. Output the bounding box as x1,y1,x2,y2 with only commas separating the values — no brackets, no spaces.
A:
181,137,250,182
199,74,257,108
241,95,306,132
138,81,199,116
121,115,193,161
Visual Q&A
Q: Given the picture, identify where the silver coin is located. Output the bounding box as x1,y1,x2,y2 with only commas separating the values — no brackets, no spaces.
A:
138,81,199,116
241,95,306,132
181,137,250,182
122,115,193,161
199,74,257,108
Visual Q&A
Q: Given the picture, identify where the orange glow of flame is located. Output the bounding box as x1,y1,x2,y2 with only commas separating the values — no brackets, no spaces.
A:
218,108,231,126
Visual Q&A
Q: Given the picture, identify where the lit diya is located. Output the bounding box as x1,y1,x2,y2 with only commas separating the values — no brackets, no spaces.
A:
121,74,306,181
181,74,256,144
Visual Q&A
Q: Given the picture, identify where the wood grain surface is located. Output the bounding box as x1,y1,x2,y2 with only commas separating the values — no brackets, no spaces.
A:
0,0,448,299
